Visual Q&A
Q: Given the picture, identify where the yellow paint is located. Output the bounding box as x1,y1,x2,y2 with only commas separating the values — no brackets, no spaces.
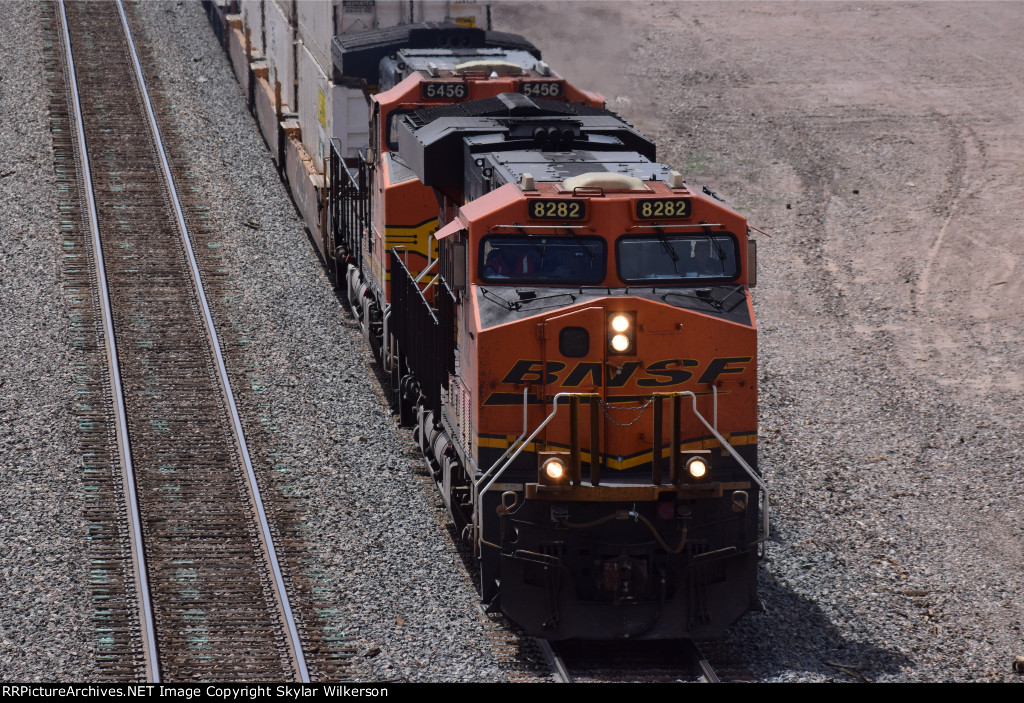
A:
374,253,385,292
385,218,438,260
477,433,757,471
454,16,476,27
317,86,327,130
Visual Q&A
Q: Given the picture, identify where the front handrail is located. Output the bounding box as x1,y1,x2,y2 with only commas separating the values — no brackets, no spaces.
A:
674,391,769,544
475,392,587,546
474,388,769,548
474,388,530,492
476,391,587,494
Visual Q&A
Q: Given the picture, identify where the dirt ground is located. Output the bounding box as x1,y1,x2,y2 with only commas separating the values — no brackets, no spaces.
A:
495,1,1024,681
496,1,1024,396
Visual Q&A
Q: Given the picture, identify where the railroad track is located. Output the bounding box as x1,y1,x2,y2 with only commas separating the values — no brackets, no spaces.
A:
55,0,307,681
536,638,722,683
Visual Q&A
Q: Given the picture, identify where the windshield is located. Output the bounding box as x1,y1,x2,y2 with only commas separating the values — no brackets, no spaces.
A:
385,110,413,150
480,235,606,285
617,233,739,284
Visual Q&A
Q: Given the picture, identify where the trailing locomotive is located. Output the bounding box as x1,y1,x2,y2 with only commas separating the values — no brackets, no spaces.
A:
322,22,601,292
329,91,769,639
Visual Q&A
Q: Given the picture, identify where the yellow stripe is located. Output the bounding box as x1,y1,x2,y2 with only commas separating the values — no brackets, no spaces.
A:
477,433,757,471
385,218,438,260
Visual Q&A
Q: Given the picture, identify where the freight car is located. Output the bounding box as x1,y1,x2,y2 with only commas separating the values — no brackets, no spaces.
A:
329,93,769,640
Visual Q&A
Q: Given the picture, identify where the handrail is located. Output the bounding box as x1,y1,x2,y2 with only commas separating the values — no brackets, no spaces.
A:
329,138,362,191
474,387,531,492
673,391,769,544
392,252,438,325
414,256,439,284
475,392,587,546
340,154,363,192
474,388,769,549
625,222,725,231
328,140,368,279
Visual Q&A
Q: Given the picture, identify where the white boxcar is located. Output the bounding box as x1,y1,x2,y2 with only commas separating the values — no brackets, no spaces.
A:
264,0,298,110
239,0,265,56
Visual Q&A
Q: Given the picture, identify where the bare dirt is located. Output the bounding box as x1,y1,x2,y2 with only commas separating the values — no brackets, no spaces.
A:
496,0,1024,682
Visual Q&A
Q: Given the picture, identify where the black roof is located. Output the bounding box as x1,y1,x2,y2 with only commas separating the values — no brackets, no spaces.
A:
331,23,540,84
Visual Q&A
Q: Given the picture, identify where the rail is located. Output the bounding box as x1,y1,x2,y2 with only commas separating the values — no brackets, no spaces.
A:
536,639,573,683
57,0,159,680
62,0,310,680
544,638,721,683
115,0,309,680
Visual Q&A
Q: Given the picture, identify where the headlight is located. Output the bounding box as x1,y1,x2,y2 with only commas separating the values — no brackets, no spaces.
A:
538,453,571,486
607,312,635,355
543,457,566,481
686,456,708,479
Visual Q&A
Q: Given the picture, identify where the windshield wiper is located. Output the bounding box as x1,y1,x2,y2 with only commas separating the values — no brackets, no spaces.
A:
479,286,520,311
565,226,595,262
702,223,728,273
512,223,547,264
717,284,747,312
480,287,577,312
662,284,746,312
654,226,680,274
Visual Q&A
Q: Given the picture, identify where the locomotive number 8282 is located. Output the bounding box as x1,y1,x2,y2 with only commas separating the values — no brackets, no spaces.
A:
635,198,691,219
528,199,586,220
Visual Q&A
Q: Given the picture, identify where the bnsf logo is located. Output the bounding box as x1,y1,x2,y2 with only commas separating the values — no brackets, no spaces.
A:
500,357,752,388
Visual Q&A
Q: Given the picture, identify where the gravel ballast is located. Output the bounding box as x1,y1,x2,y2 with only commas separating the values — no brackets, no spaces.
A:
495,0,1024,682
0,3,94,682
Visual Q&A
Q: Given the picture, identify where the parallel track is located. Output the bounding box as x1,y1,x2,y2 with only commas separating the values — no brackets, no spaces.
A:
58,0,307,681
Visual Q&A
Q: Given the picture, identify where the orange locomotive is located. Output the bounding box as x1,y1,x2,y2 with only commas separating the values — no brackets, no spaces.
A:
387,96,768,640
331,66,768,635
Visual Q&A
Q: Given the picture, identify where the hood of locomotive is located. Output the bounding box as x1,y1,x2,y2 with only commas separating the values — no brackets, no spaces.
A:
472,284,757,480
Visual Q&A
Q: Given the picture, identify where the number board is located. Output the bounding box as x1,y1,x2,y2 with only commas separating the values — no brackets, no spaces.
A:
421,82,468,100
635,198,691,220
528,199,586,220
519,81,565,99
